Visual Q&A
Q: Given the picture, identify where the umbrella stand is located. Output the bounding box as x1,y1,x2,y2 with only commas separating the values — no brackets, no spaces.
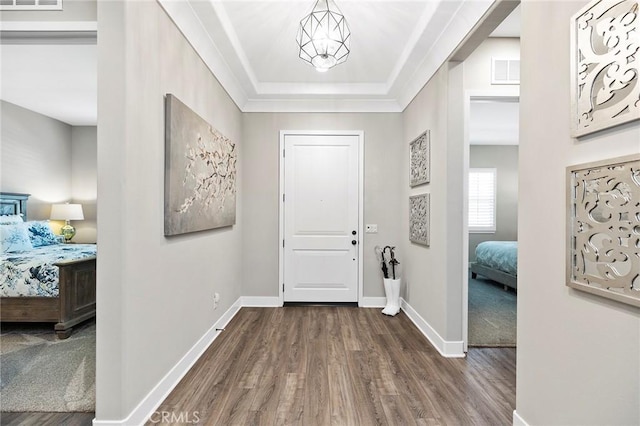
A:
381,246,401,316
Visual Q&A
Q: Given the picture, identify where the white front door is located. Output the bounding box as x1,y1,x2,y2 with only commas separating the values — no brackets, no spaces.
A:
282,133,360,302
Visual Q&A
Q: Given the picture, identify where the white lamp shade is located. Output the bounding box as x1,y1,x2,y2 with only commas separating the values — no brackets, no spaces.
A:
50,203,84,221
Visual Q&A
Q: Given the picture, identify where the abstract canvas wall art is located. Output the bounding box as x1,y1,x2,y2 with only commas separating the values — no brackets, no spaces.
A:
164,94,237,236
567,154,640,307
409,193,430,246
410,131,430,186
571,0,639,137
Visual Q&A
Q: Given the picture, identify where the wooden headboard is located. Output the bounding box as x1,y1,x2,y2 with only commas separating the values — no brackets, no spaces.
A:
0,192,30,219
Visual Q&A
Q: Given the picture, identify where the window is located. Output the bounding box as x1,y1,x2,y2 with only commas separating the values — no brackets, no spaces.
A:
0,0,62,10
468,168,496,233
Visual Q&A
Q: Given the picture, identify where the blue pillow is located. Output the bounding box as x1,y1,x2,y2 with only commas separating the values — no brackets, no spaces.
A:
0,223,33,253
26,221,60,247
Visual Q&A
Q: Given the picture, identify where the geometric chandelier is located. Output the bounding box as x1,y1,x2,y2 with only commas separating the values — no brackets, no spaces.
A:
296,0,351,72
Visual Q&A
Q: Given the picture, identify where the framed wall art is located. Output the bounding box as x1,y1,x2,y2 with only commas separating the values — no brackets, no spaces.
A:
164,94,237,236
409,193,430,246
409,130,430,186
567,154,640,307
570,0,639,137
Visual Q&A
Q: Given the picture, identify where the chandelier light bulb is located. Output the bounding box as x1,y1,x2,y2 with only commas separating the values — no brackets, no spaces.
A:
296,0,351,72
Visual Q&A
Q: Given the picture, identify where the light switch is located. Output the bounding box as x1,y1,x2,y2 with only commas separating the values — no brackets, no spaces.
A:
365,224,378,233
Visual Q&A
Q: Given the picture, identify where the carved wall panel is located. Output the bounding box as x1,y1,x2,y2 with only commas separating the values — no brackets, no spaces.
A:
571,0,639,137
410,131,430,186
567,155,640,307
409,193,430,246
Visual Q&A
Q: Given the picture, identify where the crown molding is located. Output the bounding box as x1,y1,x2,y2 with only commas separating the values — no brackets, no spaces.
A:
242,98,403,113
158,0,250,108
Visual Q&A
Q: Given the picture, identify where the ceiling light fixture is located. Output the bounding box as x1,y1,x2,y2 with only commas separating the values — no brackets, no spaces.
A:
296,0,351,72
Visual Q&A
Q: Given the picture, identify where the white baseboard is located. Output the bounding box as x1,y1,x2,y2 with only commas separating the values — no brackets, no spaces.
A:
359,296,386,308
93,297,242,426
241,296,281,307
400,298,465,358
513,410,529,426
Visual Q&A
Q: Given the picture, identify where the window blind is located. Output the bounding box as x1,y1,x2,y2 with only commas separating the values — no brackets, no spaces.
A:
469,168,496,232
0,0,61,10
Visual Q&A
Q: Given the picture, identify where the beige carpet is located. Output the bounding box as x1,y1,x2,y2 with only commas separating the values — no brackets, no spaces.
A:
0,319,95,412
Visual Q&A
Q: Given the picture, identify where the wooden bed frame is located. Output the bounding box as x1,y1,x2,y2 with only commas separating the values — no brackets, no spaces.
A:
470,261,517,291
0,192,96,339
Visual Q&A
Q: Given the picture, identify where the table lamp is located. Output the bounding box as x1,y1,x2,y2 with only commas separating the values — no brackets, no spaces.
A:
50,203,84,242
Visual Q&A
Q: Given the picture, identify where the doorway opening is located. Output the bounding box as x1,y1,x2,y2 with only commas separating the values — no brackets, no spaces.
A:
466,96,519,348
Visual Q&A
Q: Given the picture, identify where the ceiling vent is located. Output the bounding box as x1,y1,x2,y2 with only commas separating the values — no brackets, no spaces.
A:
491,58,520,85
0,0,62,10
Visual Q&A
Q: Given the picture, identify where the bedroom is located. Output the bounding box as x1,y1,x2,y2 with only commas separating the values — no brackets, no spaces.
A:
0,38,97,411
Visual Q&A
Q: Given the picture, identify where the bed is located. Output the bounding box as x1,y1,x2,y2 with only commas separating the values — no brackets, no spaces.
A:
0,192,96,339
470,241,517,290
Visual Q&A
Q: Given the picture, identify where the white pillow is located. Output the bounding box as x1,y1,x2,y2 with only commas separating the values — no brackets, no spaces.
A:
0,223,33,253
0,215,24,225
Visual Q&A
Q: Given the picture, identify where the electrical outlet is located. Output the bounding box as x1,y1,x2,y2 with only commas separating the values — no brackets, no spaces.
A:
365,224,378,233
213,292,220,310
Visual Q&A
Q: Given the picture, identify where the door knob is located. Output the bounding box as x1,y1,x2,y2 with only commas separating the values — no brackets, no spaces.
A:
352,230,357,235
352,240,357,245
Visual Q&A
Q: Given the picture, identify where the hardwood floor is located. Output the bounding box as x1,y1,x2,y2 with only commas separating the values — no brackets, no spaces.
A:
148,307,516,425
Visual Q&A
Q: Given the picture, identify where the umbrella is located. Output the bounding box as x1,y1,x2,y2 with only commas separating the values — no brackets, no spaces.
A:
383,246,400,280
374,246,389,279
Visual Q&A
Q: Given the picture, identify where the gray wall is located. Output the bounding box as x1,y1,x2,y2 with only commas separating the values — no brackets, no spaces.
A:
0,101,97,242
0,100,72,221
516,1,639,424
242,113,403,299
401,62,465,342
468,145,518,262
71,126,97,243
97,0,243,420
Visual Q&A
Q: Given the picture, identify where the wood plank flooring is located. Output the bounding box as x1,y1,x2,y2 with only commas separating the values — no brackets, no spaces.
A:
148,307,516,425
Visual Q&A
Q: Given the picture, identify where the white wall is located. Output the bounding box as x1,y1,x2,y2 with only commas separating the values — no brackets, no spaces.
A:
71,126,97,243
464,37,520,92
0,100,72,221
516,1,639,424
468,145,518,262
97,0,243,421
242,113,403,300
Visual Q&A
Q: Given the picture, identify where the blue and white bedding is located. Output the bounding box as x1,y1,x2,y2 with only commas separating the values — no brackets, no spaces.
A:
475,241,517,276
0,244,96,297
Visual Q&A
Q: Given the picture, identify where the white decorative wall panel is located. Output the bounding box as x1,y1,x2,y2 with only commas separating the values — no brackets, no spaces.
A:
568,155,640,307
571,0,640,137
